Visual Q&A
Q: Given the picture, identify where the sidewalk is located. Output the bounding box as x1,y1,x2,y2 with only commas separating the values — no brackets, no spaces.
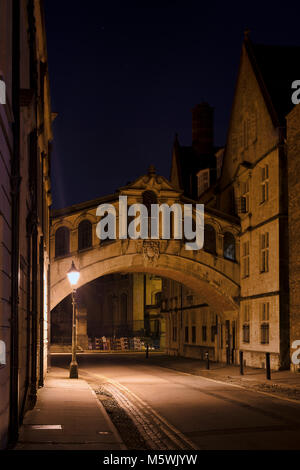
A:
144,354,300,400
15,367,126,450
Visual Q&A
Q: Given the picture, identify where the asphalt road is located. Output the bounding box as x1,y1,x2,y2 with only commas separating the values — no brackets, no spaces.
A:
51,353,300,450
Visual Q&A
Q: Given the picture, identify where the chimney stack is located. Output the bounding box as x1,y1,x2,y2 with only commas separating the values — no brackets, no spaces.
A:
192,102,214,154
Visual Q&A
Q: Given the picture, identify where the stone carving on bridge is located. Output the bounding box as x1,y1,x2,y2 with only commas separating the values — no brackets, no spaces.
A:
137,240,160,264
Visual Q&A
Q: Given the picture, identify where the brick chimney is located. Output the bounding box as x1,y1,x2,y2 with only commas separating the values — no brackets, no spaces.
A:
192,102,214,154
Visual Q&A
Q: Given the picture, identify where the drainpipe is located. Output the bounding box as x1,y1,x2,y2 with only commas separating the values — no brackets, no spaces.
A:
9,0,21,447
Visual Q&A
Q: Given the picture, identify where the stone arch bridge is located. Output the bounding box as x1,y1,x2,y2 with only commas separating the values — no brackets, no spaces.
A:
50,169,240,316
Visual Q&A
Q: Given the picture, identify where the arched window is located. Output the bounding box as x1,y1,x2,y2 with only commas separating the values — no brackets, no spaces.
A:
223,232,236,261
55,226,70,257
120,293,128,325
203,224,216,254
78,219,92,251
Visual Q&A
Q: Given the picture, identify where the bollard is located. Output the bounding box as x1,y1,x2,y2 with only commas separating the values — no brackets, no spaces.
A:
146,343,149,359
239,351,244,375
266,352,271,380
205,351,210,370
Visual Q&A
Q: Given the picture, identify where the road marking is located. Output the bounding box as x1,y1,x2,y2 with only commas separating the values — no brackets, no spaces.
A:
80,369,199,450
25,425,62,430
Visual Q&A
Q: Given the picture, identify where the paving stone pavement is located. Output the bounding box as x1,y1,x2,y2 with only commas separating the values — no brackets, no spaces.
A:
14,367,126,450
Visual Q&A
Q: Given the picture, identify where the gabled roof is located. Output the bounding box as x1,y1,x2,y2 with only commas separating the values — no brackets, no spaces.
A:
245,37,300,126
119,164,179,195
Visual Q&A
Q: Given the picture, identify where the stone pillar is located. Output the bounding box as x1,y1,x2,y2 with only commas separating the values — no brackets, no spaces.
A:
76,306,89,350
132,273,144,333
70,228,77,253
160,317,166,351
217,233,224,257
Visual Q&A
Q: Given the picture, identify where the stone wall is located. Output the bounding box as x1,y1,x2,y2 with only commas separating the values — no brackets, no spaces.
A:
287,104,300,371
0,0,13,449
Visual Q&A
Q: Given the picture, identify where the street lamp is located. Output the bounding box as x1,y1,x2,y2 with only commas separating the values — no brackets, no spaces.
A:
67,261,80,378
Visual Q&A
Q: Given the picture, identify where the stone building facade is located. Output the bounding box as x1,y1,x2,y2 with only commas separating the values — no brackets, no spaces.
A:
164,35,300,371
0,1,52,448
163,279,219,361
287,103,300,371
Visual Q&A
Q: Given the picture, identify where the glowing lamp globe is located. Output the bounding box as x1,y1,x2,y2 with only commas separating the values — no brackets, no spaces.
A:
67,261,80,286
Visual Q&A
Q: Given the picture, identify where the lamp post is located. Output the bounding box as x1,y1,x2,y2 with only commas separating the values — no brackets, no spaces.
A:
67,261,80,379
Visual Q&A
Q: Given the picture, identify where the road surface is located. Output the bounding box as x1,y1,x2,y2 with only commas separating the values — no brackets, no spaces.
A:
50,353,300,450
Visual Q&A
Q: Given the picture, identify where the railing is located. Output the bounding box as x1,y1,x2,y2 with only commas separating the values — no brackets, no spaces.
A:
91,336,161,351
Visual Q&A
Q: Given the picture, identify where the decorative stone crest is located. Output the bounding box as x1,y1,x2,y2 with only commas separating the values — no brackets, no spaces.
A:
138,240,160,264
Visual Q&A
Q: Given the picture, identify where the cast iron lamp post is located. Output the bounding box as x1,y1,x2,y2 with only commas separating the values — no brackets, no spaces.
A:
67,261,80,378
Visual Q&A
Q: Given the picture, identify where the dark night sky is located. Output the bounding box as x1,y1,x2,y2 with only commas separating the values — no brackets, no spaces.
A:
44,1,300,209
